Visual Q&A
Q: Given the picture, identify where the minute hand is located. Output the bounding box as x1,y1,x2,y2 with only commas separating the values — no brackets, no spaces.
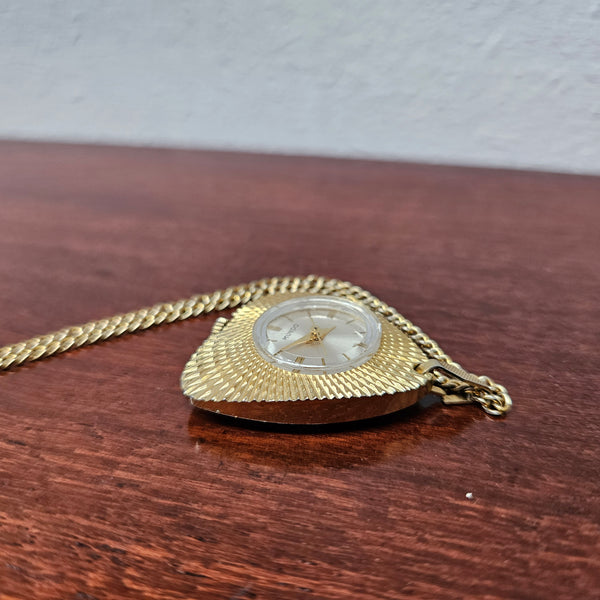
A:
317,326,336,341
275,330,317,355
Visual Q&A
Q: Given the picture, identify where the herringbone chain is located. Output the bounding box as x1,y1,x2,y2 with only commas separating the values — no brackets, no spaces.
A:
0,275,511,416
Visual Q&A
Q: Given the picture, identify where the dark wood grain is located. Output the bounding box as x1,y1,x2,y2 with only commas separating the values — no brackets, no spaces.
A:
0,141,599,600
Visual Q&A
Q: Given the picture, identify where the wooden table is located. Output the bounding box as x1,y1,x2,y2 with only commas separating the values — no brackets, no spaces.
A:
1,141,598,600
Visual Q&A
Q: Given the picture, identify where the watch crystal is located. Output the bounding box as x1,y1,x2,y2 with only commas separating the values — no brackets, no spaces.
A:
252,296,382,374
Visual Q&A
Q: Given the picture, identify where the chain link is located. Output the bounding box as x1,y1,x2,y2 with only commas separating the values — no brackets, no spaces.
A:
0,275,511,415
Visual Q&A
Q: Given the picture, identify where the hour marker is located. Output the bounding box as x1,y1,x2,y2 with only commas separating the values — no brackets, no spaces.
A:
342,353,351,360
354,342,367,349
346,319,355,324
283,315,294,322
327,310,336,319
321,357,326,366
267,325,282,331
295,356,305,364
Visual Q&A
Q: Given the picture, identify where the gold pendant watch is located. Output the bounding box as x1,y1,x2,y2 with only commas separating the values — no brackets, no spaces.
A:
182,293,431,424
181,280,511,424
0,275,511,425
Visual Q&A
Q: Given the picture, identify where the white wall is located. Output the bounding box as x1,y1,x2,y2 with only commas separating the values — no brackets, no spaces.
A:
1,1,599,174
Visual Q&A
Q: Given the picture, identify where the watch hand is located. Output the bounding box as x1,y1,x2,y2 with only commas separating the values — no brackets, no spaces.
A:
317,326,336,341
275,328,319,354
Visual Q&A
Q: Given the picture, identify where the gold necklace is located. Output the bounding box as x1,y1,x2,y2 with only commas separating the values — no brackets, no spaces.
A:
0,275,511,424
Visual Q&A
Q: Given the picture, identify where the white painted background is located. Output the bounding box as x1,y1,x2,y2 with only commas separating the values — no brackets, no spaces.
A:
1,1,599,173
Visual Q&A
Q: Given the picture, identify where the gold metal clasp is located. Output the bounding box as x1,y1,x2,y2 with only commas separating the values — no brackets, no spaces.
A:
416,359,494,391
430,387,473,405
416,359,495,405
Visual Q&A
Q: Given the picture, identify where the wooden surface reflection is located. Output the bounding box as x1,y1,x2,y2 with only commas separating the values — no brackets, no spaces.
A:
186,396,470,471
0,141,599,599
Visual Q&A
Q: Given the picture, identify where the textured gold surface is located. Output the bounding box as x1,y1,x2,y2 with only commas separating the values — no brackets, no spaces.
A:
181,292,430,405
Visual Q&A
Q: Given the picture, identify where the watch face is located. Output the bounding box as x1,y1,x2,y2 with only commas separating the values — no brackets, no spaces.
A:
252,295,382,374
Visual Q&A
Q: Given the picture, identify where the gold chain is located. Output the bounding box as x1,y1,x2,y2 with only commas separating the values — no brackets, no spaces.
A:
0,275,511,416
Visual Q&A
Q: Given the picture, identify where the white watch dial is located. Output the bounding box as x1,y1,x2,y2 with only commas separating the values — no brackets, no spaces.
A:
252,295,382,374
